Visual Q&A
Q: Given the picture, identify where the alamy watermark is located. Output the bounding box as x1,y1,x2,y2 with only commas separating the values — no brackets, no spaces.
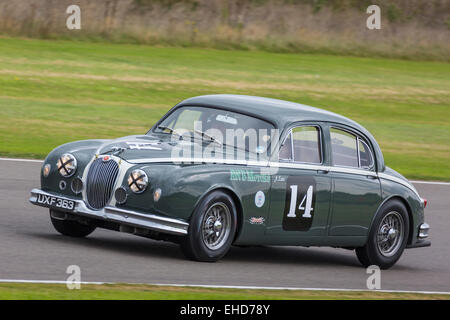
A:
366,5,381,30
366,265,381,290
66,5,81,30
65,4,379,32
168,122,281,175
66,265,81,290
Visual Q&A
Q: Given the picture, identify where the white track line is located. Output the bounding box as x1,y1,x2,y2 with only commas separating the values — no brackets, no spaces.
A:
0,157,43,163
0,279,104,285
1,279,449,295
1,158,449,186
410,180,450,186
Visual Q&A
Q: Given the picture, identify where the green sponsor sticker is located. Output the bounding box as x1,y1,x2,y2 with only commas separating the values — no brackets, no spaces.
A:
230,169,270,183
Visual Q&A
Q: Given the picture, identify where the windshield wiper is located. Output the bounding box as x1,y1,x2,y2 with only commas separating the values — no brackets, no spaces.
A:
194,129,223,146
102,146,127,156
157,125,182,139
157,125,175,133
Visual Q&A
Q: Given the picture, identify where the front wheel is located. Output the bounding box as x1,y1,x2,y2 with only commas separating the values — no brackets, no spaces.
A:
50,210,96,237
180,191,237,262
356,199,409,269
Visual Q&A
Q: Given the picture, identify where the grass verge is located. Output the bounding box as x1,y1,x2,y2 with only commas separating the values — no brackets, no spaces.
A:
0,37,449,180
0,283,449,300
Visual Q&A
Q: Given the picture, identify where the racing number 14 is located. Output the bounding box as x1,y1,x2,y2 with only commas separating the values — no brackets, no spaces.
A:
287,185,314,218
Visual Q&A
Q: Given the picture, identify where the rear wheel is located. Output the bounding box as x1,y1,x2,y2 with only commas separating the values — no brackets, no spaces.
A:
180,191,237,262
50,210,96,237
356,199,409,269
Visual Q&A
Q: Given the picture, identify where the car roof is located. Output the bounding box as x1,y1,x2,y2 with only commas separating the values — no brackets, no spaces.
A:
175,94,385,171
177,94,364,131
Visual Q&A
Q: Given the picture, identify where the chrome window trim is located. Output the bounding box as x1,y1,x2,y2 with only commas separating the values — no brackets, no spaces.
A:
291,131,295,162
331,166,377,177
274,162,327,172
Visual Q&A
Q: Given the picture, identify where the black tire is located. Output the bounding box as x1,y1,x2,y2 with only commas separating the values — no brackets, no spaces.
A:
355,199,409,269
50,210,96,238
180,191,237,262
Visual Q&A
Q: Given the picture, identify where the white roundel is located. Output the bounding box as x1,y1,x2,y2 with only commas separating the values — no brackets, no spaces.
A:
255,191,265,208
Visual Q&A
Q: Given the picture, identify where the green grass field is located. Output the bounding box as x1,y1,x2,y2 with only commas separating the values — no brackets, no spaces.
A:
0,37,449,180
0,283,448,300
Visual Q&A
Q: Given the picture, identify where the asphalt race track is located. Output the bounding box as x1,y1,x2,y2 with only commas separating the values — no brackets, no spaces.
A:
1,159,449,292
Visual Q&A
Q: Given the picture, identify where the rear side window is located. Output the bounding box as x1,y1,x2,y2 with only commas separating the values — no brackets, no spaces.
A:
359,139,374,169
330,128,358,167
330,127,375,170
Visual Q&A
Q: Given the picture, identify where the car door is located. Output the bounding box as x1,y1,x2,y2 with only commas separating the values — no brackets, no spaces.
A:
328,126,382,236
265,123,332,242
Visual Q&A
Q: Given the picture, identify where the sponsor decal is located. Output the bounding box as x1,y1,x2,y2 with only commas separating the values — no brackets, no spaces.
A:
274,175,286,183
126,141,162,150
230,169,270,183
249,217,265,225
254,191,265,208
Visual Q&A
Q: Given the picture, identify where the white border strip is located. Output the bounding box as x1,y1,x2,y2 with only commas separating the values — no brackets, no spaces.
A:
0,279,449,295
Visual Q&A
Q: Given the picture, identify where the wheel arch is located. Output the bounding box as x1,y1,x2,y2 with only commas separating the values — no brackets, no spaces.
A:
371,195,414,245
191,186,244,242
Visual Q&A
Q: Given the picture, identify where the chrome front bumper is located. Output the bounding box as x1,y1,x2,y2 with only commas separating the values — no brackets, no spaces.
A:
419,223,430,239
29,188,189,235
406,222,431,249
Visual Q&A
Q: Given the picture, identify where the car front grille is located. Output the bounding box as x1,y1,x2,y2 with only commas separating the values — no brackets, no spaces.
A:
86,158,119,210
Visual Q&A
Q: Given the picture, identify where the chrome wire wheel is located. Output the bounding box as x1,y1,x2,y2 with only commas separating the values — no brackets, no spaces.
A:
201,202,231,250
377,211,404,257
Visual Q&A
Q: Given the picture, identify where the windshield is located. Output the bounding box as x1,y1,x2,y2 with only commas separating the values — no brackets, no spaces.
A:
152,106,276,154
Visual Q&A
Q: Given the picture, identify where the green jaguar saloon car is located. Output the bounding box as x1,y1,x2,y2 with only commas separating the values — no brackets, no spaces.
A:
30,94,430,269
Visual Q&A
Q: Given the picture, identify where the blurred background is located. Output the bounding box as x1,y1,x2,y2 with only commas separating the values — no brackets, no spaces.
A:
1,0,449,60
0,0,449,180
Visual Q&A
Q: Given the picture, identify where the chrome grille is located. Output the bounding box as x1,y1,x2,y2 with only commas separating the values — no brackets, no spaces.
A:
86,158,119,210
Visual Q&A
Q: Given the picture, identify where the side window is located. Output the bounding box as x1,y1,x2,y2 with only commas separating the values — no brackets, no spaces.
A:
359,139,374,169
279,133,293,161
279,126,321,163
330,128,358,167
292,126,321,163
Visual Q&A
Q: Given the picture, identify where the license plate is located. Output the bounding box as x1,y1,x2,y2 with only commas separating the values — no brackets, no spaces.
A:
36,194,75,211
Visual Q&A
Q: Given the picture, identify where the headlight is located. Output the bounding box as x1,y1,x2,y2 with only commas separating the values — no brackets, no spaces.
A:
57,153,77,177
128,169,148,193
